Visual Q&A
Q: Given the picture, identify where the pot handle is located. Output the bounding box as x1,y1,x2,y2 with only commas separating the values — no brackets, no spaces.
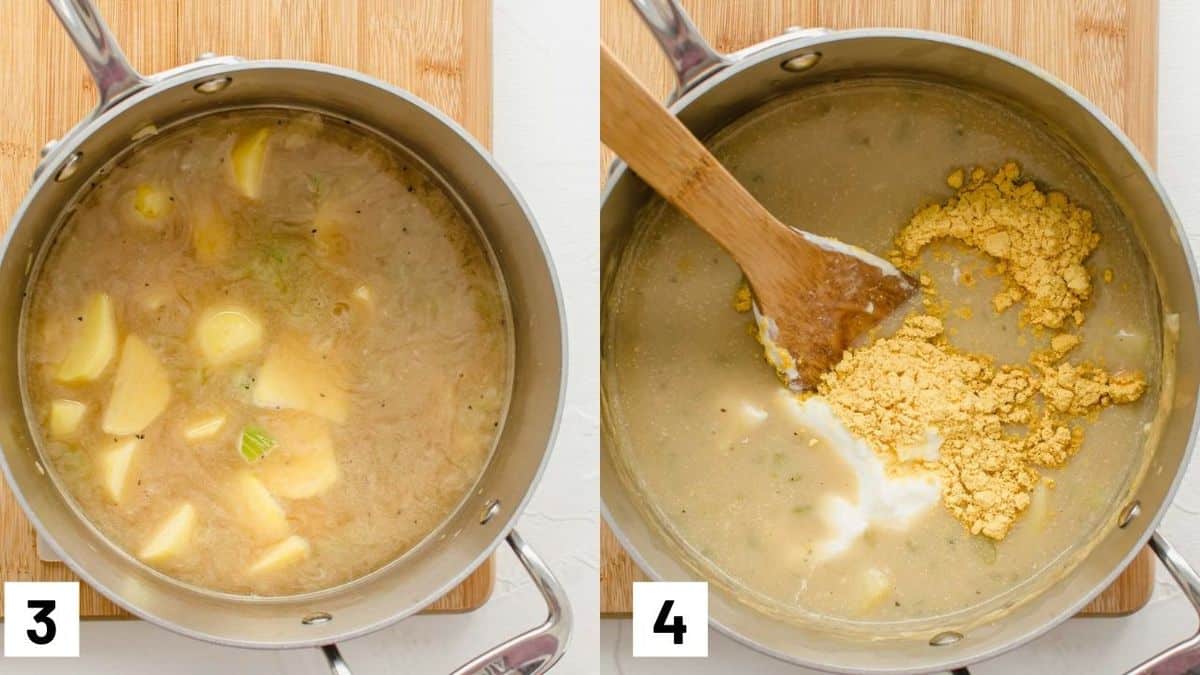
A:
316,530,570,675
1124,531,1200,674
627,0,729,96
321,644,352,675
450,529,573,674
46,0,150,112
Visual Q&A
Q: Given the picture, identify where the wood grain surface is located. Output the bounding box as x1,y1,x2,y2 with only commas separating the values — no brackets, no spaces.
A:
601,0,1159,618
0,0,494,619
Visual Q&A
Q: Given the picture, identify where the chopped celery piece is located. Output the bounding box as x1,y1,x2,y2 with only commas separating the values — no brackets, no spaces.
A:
238,425,277,463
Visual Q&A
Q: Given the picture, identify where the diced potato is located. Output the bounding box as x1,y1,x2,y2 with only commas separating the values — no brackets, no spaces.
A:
102,335,170,435
352,285,372,304
282,112,324,149
312,210,348,256
230,128,271,199
132,184,173,222
99,438,138,503
1113,328,1150,365
229,471,289,541
194,306,264,367
192,213,233,265
862,567,893,610
137,284,175,312
261,442,338,499
1026,482,1051,533
56,293,117,383
259,415,340,499
248,534,310,574
182,413,226,441
252,340,348,423
139,503,196,562
47,399,86,438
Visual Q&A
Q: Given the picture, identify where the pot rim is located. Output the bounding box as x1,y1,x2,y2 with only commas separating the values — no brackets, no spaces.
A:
1,57,569,648
600,26,1200,674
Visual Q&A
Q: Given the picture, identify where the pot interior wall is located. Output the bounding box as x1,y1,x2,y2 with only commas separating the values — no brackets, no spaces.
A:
0,62,563,648
601,32,1199,673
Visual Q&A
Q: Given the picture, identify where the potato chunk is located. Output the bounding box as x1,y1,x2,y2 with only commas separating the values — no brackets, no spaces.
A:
99,438,138,503
229,471,289,541
1026,482,1052,533
259,416,340,499
230,128,271,199
862,567,893,610
195,306,264,367
182,413,226,441
56,293,117,383
252,340,348,423
137,284,175,312
139,503,196,562
48,399,87,438
102,335,170,435
248,534,310,574
132,184,173,222
192,213,233,265
312,209,349,257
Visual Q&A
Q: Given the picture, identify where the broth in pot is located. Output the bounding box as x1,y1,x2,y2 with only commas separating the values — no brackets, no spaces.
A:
604,79,1163,630
24,110,511,596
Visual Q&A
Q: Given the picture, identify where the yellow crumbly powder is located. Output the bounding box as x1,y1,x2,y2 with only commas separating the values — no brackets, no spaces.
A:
790,163,1146,540
733,284,753,313
894,162,1099,329
818,314,1145,540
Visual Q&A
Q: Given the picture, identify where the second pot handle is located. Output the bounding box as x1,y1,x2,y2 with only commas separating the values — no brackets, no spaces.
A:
627,0,729,96
450,529,573,674
318,530,570,675
321,644,352,675
1124,531,1200,674
46,0,149,112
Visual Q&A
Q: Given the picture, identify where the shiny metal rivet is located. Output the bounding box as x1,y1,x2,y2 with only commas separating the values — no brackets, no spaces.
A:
1118,500,1142,528
781,52,821,73
40,139,58,158
301,612,332,625
54,152,82,182
930,631,964,647
196,51,217,61
480,498,501,524
194,76,232,94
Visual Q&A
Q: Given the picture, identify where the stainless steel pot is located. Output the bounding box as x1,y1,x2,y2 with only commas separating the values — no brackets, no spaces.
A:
0,1,571,673
601,1,1200,673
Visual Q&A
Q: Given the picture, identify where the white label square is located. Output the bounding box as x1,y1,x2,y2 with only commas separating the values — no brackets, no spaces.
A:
4,582,80,657
631,581,708,657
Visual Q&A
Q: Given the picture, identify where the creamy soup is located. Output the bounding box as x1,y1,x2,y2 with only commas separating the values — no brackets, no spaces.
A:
25,110,510,596
604,80,1162,630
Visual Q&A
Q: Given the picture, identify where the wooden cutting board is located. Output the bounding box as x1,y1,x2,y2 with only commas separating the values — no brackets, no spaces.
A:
0,0,493,619
600,0,1158,618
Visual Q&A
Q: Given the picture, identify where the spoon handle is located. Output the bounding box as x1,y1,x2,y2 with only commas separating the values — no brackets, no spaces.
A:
600,42,803,270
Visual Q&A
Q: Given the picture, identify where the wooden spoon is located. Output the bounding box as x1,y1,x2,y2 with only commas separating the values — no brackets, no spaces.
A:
600,43,917,390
